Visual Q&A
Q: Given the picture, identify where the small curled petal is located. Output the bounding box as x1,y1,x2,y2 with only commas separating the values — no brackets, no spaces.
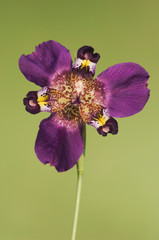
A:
97,118,118,136
77,46,100,63
23,91,40,114
73,45,100,75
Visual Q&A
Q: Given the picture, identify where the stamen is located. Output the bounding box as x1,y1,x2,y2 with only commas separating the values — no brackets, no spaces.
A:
38,102,51,112
36,87,51,112
94,112,108,127
72,58,97,75
88,108,118,136
37,87,49,102
81,60,91,69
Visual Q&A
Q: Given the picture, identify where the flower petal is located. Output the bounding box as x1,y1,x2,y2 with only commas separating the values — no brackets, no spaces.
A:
96,63,150,117
19,40,72,87
72,46,100,75
35,113,84,172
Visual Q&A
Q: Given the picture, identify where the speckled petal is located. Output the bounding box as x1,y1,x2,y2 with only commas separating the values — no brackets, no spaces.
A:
35,111,84,172
96,62,150,117
80,103,102,123
19,40,72,87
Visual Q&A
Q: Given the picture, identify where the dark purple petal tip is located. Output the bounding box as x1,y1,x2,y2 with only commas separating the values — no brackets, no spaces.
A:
105,118,118,135
97,118,118,136
77,46,100,63
23,91,40,114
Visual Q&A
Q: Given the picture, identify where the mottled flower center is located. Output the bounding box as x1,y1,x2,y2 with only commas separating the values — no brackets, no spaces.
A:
23,45,119,135
24,68,108,128
74,80,84,95
46,70,105,123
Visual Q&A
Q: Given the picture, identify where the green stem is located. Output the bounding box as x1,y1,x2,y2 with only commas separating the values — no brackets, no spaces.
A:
71,125,86,240
71,160,83,240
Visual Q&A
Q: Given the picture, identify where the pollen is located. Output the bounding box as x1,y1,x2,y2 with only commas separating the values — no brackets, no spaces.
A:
58,97,69,104
94,113,107,126
81,59,91,69
38,102,48,107
37,94,49,103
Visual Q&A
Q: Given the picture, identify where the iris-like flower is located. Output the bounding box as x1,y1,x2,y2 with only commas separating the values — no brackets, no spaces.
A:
19,41,150,172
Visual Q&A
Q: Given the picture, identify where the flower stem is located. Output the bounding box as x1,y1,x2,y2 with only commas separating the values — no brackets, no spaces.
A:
71,160,83,240
71,125,86,240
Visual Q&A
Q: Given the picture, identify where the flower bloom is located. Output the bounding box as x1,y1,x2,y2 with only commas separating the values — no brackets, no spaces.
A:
19,41,150,172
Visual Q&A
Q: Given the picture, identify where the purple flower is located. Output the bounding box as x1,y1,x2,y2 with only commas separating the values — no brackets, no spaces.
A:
19,40,150,172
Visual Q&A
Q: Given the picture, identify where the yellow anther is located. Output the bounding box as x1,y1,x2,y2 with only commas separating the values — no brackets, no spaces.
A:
37,94,49,103
81,59,91,69
38,102,48,107
94,113,107,126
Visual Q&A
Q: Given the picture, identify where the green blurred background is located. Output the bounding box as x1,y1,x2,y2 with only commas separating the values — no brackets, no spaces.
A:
0,0,158,239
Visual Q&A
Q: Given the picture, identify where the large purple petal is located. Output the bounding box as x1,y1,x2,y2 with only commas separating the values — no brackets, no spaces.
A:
96,63,150,117
19,40,72,87
35,114,84,172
